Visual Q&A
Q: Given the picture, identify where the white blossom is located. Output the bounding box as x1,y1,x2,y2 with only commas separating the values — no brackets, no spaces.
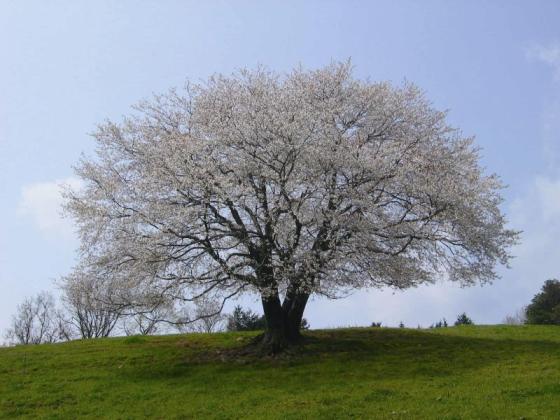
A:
63,62,519,343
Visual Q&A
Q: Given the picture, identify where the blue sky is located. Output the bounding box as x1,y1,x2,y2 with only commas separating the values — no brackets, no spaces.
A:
2,1,560,334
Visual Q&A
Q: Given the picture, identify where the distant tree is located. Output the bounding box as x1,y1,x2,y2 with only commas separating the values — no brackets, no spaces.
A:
64,61,519,352
430,322,438,328
399,321,405,328
226,306,266,331
5,292,60,345
60,273,123,339
454,313,474,326
526,280,560,325
123,313,162,336
430,318,448,328
371,322,382,328
122,303,177,336
502,307,527,325
300,318,310,330
189,297,226,333
54,308,75,341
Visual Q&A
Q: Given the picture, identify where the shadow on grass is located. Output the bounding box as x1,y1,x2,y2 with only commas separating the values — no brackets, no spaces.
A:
118,327,560,382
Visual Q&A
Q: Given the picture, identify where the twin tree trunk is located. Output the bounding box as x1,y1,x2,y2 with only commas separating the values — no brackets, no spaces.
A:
260,290,309,354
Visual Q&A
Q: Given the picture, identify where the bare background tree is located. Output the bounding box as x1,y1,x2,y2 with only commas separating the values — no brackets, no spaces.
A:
60,272,123,339
122,303,177,336
503,307,527,325
189,297,226,333
5,292,61,345
64,61,519,352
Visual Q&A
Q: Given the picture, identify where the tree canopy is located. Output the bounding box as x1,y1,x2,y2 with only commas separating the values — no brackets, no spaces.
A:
64,62,518,352
526,279,560,325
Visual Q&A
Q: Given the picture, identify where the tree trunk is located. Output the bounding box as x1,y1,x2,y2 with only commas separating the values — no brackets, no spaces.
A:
260,294,289,353
260,290,310,354
283,289,309,342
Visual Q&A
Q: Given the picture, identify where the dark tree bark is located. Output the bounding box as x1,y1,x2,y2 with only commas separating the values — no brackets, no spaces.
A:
282,287,309,341
260,294,290,353
259,284,310,354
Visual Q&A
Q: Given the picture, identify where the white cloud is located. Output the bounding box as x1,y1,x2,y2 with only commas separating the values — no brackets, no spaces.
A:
526,43,560,168
18,177,83,239
525,43,560,80
510,175,560,264
541,102,560,169
535,176,560,221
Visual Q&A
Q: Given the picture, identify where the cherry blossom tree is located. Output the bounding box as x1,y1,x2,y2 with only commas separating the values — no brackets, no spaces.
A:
64,62,519,352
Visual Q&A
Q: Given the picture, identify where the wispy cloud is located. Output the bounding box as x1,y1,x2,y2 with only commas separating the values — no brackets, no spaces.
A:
18,177,82,239
534,176,560,221
525,42,560,169
525,42,560,80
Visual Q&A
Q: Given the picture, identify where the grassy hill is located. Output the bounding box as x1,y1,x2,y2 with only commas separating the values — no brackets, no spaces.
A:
1,325,560,419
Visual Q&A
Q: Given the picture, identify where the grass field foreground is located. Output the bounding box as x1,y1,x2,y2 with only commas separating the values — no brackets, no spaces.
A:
1,325,560,419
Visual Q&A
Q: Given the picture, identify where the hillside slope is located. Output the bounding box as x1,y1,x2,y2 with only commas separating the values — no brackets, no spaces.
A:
1,326,560,419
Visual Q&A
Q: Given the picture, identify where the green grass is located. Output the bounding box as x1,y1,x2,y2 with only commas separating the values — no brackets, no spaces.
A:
1,325,560,419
